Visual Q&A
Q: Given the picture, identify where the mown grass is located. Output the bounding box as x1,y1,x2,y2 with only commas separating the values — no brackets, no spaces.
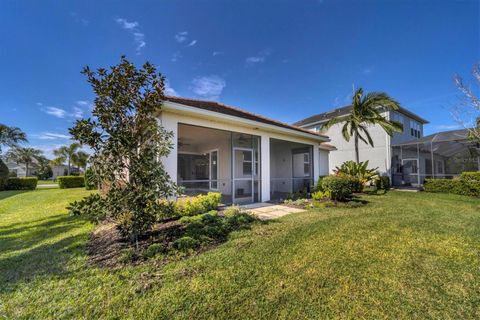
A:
1,189,479,319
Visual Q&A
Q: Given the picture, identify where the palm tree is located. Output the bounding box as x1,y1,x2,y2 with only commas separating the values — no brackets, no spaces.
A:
53,143,82,175
0,124,27,153
72,151,89,172
322,88,403,163
6,147,43,176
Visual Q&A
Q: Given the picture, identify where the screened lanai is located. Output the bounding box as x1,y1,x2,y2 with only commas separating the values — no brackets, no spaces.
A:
391,129,480,186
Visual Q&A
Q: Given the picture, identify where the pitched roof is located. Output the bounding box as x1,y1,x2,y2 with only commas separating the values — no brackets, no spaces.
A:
165,96,329,139
293,105,429,127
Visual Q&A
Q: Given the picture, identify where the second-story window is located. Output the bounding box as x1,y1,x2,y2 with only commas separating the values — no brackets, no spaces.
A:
410,121,421,138
392,112,404,130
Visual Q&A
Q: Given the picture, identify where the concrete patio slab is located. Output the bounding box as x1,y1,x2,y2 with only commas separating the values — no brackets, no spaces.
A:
242,203,305,220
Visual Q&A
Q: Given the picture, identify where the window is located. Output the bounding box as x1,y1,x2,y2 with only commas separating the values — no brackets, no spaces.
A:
242,151,252,175
410,121,421,138
303,153,310,176
392,112,404,130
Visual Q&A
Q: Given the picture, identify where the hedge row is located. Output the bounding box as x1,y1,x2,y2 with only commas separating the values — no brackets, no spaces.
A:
424,172,480,197
5,177,38,190
57,176,85,189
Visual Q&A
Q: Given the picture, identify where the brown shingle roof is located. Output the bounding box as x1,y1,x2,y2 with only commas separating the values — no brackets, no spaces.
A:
165,96,329,139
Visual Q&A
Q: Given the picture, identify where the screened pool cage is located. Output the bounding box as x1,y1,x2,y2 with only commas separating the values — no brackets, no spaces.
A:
391,129,480,187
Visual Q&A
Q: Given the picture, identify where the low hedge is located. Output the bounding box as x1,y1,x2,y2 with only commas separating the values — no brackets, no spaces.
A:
57,176,85,189
375,176,390,190
424,173,480,197
320,175,357,201
6,177,38,190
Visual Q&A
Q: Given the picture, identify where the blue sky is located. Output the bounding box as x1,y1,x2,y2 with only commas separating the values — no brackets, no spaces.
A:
1,0,479,158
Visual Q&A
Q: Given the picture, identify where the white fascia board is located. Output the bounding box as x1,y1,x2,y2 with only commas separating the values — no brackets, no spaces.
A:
160,101,330,143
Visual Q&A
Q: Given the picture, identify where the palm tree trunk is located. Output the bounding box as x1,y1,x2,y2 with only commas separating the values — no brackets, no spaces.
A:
25,162,29,177
67,158,71,176
354,132,360,164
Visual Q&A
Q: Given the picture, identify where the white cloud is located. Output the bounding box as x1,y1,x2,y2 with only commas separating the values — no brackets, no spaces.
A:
34,132,71,140
192,75,226,100
73,107,83,118
171,51,182,62
175,31,188,43
362,67,374,75
212,51,223,56
165,80,178,96
116,18,146,54
246,49,272,66
42,106,67,118
187,40,197,47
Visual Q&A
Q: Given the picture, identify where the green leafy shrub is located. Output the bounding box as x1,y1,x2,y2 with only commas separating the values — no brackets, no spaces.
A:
320,175,356,201
424,176,479,197
144,243,166,258
0,159,9,191
460,172,480,195
84,168,97,190
173,236,200,251
177,192,221,216
311,190,331,201
334,160,379,186
157,199,178,220
6,177,38,190
57,176,85,188
68,193,107,223
118,248,137,264
375,176,390,190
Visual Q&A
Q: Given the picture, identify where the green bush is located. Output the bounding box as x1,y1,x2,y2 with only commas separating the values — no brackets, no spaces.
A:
424,174,480,197
68,193,107,223
157,199,178,220
84,168,97,190
6,177,38,190
173,236,200,251
57,176,85,189
0,160,9,191
320,175,356,201
177,192,222,216
375,176,390,190
144,243,166,258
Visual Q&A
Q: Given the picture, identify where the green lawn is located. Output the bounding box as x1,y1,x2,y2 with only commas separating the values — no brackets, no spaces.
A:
1,189,479,319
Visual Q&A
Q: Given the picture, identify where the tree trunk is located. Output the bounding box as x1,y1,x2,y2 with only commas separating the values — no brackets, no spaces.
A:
354,132,360,164
25,162,29,177
67,158,71,176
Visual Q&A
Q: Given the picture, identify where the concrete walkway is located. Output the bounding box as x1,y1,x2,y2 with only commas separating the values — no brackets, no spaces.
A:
242,202,305,220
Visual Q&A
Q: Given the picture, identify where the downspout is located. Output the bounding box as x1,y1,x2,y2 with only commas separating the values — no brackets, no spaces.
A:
430,141,435,180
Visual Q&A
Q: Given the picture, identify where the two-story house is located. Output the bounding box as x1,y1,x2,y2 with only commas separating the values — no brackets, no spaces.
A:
293,105,429,178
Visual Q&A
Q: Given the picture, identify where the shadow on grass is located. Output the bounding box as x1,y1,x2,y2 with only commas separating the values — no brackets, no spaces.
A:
0,214,85,254
0,190,29,201
0,233,87,293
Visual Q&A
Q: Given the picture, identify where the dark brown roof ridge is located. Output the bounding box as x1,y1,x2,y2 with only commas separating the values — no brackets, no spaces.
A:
164,96,329,139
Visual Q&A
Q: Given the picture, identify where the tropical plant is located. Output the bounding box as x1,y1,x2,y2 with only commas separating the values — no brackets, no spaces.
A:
69,56,177,244
322,88,403,163
53,143,82,175
0,124,27,154
334,160,379,185
6,147,43,176
35,155,53,180
72,151,89,171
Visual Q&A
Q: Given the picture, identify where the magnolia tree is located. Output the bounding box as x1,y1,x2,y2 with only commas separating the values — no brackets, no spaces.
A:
70,57,177,243
453,62,480,142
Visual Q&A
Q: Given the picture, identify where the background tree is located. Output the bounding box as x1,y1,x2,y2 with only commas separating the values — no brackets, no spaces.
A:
6,147,43,176
0,124,27,154
72,151,89,171
453,62,480,142
322,88,404,163
35,156,53,180
70,56,177,244
53,143,81,175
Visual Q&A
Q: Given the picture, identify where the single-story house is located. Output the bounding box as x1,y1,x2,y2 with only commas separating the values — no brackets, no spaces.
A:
158,97,335,205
